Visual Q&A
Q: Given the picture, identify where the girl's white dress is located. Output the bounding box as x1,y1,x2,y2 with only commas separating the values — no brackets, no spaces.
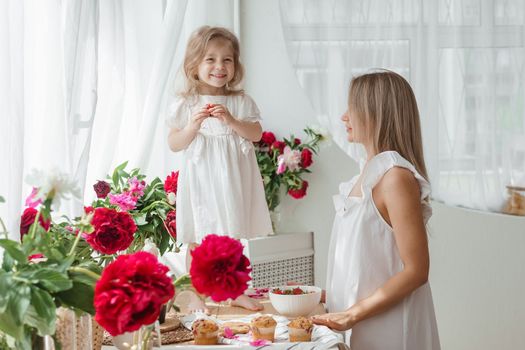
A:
326,151,440,350
167,94,273,243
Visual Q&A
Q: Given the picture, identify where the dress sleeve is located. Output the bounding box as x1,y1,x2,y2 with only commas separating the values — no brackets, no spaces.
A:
237,94,262,122
165,97,189,129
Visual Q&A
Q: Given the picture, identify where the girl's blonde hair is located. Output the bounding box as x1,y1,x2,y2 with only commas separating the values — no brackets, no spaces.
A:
181,26,244,97
349,70,429,181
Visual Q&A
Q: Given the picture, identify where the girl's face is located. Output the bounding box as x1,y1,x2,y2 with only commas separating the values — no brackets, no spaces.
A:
341,107,365,143
197,38,235,95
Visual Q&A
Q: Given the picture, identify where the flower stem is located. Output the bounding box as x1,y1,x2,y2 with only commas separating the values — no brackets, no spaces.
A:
29,210,41,240
68,230,83,256
0,217,7,239
173,274,192,289
68,266,101,281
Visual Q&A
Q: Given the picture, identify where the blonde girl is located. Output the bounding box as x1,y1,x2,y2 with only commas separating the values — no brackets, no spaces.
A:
167,26,272,312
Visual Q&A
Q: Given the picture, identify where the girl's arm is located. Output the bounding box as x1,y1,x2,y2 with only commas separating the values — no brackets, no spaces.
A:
209,104,263,142
313,167,429,331
167,107,209,152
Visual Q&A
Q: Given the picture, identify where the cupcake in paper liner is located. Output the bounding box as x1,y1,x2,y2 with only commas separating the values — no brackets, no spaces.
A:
288,316,314,342
192,319,219,345
250,315,277,342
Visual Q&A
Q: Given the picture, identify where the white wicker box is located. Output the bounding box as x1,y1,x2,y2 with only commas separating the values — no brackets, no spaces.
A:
241,232,314,288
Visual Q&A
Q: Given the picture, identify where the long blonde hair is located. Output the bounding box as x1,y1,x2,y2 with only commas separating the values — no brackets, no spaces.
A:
349,70,429,181
181,26,244,97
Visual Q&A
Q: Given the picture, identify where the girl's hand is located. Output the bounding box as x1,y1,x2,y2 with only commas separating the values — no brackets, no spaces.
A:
187,107,210,132
311,311,356,331
208,104,235,125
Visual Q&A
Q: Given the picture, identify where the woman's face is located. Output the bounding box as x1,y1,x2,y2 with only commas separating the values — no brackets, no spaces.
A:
341,107,364,143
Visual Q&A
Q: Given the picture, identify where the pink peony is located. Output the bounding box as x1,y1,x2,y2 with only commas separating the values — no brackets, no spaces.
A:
109,192,137,211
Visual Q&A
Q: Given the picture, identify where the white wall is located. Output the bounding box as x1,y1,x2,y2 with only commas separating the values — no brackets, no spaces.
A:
241,1,525,349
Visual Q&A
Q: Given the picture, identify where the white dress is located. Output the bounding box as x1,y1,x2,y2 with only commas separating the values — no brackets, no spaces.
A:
326,151,440,350
166,94,273,243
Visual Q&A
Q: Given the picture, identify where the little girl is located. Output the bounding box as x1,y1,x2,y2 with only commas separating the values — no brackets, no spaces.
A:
166,26,272,312
312,70,440,349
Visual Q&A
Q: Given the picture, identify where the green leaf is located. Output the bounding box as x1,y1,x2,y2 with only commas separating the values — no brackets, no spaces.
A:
0,239,27,263
0,271,11,312
14,327,33,350
24,287,56,336
55,281,95,315
0,196,5,203
1,253,15,274
30,269,72,292
114,161,129,173
0,284,30,339
134,213,147,226
68,264,101,286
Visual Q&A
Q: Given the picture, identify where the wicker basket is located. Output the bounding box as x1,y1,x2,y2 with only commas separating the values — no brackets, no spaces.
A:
92,318,105,350
55,307,93,349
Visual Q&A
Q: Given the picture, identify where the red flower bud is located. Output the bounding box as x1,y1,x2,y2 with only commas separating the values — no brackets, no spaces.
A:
288,180,309,199
93,180,111,199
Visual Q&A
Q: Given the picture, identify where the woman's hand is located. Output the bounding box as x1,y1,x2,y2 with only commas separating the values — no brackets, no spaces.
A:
311,311,356,331
208,104,235,125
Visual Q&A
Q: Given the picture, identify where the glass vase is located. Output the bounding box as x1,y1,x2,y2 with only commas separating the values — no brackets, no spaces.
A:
112,322,161,349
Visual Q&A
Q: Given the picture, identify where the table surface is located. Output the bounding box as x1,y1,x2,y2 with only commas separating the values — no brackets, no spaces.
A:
102,291,330,349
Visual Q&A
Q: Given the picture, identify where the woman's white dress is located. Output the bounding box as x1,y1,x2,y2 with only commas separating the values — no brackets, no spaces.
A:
167,94,273,244
326,151,440,350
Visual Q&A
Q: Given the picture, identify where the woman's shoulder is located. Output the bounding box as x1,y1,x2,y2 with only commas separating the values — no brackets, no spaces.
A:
377,167,420,195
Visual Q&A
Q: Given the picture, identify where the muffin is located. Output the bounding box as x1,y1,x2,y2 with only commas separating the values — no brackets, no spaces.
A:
288,317,314,342
250,315,277,342
220,321,251,335
192,319,219,345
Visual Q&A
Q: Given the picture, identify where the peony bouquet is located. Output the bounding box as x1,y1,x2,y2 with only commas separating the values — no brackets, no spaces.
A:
89,162,180,256
254,127,325,211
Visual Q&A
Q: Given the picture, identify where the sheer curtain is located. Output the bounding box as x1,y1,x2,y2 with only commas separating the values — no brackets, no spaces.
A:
0,0,99,239
0,0,240,240
279,0,525,212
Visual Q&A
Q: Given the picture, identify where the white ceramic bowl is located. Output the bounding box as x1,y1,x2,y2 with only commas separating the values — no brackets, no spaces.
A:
269,285,322,317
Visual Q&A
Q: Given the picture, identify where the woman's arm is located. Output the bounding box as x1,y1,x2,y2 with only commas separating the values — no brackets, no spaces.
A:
313,167,429,331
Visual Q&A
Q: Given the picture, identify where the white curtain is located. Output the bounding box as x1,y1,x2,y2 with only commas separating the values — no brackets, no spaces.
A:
0,0,99,239
279,0,525,212
0,0,240,240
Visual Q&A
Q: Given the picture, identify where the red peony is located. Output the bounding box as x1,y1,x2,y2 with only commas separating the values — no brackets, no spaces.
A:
271,141,286,155
85,207,137,254
94,252,174,336
288,180,309,199
260,131,276,146
93,180,111,199
190,234,251,302
164,171,179,194
300,148,313,168
20,207,51,239
165,210,177,239
294,138,301,145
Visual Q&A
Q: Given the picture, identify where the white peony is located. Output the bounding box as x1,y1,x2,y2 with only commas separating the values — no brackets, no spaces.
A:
25,168,81,209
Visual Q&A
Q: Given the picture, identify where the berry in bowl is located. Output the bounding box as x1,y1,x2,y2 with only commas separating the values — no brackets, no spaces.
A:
269,286,322,317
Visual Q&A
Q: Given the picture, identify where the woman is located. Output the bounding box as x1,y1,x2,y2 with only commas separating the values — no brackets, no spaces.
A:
313,70,440,350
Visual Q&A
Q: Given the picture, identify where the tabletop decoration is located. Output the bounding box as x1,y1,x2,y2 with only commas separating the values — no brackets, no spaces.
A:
89,162,181,255
0,170,100,350
189,234,252,302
